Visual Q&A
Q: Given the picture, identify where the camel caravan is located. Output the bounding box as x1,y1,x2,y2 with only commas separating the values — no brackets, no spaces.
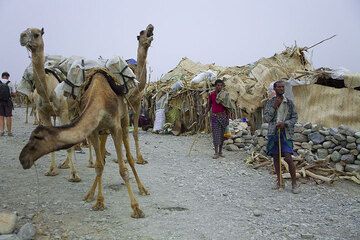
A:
18,25,154,218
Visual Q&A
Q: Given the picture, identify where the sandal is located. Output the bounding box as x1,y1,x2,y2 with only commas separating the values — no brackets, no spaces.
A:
219,153,225,158
7,132,13,137
212,154,219,159
292,185,300,194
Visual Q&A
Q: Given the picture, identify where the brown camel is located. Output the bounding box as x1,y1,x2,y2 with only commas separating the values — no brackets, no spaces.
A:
20,28,81,181
19,68,146,218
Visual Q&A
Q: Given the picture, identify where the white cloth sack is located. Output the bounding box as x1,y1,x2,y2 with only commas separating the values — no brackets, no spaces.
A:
153,109,166,131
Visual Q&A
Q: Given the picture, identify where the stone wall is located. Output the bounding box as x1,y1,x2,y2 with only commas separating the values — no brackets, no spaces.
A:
224,122,360,173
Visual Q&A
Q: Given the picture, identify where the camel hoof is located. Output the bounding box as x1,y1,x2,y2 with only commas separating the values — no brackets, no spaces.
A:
105,151,111,156
58,162,70,169
83,194,95,202
139,187,150,196
112,159,118,163
68,174,81,183
44,169,59,176
87,162,95,168
136,160,148,165
92,201,106,211
131,208,145,218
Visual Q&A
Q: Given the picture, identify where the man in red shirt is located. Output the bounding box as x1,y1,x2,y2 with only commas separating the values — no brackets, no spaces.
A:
207,79,229,159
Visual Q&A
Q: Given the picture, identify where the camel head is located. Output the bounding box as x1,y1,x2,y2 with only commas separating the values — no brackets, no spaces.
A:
19,125,61,169
137,24,154,48
20,28,44,52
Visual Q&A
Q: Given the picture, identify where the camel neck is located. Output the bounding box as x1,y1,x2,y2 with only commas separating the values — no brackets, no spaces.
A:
136,46,149,92
31,49,49,99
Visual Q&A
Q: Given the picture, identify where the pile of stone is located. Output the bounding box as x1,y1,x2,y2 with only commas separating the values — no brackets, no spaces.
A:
0,212,36,240
224,122,360,174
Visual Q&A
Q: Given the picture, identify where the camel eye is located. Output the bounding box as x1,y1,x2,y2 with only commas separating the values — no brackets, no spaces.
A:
34,135,43,140
34,33,39,38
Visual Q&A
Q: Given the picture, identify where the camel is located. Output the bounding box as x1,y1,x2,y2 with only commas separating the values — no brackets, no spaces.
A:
109,24,154,165
19,66,146,218
20,28,81,181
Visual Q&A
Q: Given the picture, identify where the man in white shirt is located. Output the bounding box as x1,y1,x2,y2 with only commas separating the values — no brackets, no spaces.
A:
0,72,16,136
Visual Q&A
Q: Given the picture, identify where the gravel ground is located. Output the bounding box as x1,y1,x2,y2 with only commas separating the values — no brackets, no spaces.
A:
0,107,359,240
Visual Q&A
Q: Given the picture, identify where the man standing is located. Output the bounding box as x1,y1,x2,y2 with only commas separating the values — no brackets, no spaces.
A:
207,79,229,159
0,72,16,136
264,80,299,193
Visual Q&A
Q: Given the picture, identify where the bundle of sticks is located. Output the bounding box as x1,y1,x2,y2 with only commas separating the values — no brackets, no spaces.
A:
245,152,360,185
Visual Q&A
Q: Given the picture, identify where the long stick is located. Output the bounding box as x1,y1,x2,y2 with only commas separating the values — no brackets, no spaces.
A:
305,34,337,51
278,128,283,187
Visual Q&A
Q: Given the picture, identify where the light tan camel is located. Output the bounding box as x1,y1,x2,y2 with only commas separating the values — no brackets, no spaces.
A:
19,68,146,218
20,28,81,181
127,24,154,164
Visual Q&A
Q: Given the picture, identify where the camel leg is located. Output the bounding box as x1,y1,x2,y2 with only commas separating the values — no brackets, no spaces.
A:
58,150,70,169
83,134,104,208
58,109,81,182
112,128,144,218
25,99,29,124
39,112,59,176
67,148,81,182
133,104,147,165
87,142,95,168
121,116,149,196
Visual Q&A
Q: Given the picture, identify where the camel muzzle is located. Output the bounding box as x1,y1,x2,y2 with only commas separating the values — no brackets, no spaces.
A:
19,148,35,169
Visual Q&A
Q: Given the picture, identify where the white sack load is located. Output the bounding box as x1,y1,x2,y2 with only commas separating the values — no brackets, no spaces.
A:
153,109,166,132
190,70,217,84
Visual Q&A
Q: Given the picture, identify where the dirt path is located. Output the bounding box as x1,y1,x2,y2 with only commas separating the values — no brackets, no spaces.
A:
0,108,359,240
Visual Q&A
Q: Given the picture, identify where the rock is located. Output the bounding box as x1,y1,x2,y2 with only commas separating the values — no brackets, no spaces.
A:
253,209,263,217
319,130,330,136
302,129,312,135
234,138,244,143
324,136,332,141
234,143,245,148
293,133,307,142
17,223,36,240
297,149,307,156
301,233,315,239
0,235,21,240
354,160,360,165
345,164,360,172
341,154,355,164
312,144,322,150
257,138,267,147
355,132,360,138
301,142,312,150
346,143,357,150
254,129,261,136
224,139,234,145
311,124,320,131
358,144,360,151
328,149,334,154
335,163,344,172
225,144,239,151
0,212,17,234
303,122,312,129
317,149,328,159
261,129,268,136
357,138,360,144
350,149,359,156
340,141,347,148
308,132,325,144
358,154,360,160
334,133,346,142
261,123,268,129
329,128,338,136
339,148,350,155
322,141,333,149
330,151,341,162
347,136,356,143
243,135,253,140
330,137,339,145
334,145,342,151
294,124,304,133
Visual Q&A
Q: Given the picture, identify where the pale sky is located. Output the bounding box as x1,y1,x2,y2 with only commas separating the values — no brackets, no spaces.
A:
0,0,359,83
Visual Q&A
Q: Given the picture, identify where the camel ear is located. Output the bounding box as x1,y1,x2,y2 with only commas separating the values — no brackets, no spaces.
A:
137,36,140,41
41,28,45,36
